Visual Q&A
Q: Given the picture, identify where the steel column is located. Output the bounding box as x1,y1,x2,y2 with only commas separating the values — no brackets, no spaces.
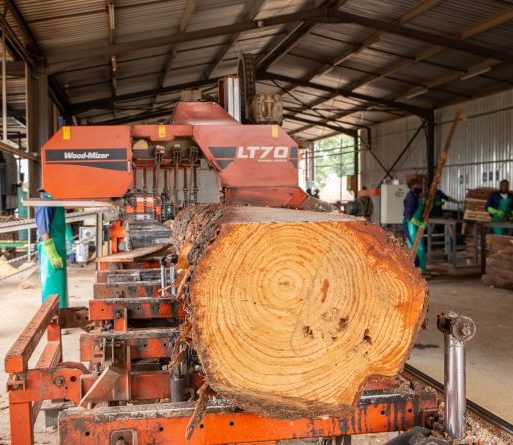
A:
426,112,436,186
353,134,359,198
26,64,49,196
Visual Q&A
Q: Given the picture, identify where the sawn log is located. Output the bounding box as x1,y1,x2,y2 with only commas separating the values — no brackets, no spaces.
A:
172,205,427,418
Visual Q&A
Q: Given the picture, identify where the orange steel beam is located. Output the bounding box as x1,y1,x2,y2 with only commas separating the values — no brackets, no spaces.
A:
58,392,438,444
5,295,60,373
80,328,178,361
89,298,175,320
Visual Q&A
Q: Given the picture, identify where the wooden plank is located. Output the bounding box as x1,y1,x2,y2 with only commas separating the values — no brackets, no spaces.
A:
97,244,170,263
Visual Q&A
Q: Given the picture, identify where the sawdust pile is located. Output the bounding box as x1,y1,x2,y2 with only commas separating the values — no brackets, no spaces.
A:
436,402,511,445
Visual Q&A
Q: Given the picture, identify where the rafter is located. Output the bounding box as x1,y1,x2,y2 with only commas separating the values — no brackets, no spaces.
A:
47,7,329,72
310,0,440,81
264,73,429,117
291,7,513,135
203,0,266,80
3,0,72,115
257,0,349,73
152,0,198,107
106,0,117,101
282,0,439,133
398,59,500,100
283,113,357,136
71,78,218,113
329,9,513,63
284,113,357,137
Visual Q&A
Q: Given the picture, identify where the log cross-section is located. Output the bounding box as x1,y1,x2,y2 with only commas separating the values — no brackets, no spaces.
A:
173,205,427,417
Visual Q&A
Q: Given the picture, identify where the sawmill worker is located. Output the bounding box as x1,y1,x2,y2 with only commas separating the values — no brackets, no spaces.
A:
430,189,456,218
403,179,426,271
35,190,68,308
486,180,513,235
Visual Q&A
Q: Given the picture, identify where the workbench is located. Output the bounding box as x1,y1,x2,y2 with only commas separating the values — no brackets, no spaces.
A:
426,217,480,268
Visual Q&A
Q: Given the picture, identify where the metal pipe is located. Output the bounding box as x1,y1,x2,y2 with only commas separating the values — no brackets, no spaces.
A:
2,28,7,141
27,228,31,261
168,253,178,297
445,334,465,439
160,257,167,297
95,212,104,260
437,312,476,441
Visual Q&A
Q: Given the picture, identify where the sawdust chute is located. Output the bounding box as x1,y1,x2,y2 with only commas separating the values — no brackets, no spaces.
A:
173,205,428,418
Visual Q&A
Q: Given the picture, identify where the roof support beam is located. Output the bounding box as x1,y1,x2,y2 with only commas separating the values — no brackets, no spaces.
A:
47,7,330,70
263,73,430,117
281,0,439,132
71,78,217,113
284,113,357,137
310,0,440,80
152,0,198,106
294,7,513,135
96,107,178,125
329,9,513,64
106,0,117,101
257,0,348,72
398,59,500,100
203,0,266,80
3,0,72,116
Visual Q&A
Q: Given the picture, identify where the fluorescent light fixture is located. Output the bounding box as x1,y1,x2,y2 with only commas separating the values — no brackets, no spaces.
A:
405,87,428,100
460,66,491,80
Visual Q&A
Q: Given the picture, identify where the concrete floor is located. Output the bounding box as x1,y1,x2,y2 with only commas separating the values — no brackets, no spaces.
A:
409,274,513,423
0,265,512,444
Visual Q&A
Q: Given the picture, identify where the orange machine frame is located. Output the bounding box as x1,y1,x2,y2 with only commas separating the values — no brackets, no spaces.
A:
41,102,308,209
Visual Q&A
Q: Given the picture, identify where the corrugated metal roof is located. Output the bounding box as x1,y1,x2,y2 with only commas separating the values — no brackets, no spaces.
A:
2,0,513,140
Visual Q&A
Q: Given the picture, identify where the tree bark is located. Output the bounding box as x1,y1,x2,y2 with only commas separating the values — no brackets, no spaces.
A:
173,204,427,418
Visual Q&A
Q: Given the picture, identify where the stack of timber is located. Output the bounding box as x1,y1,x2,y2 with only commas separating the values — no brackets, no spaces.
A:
464,188,495,259
482,235,513,289
172,204,427,419
463,188,495,222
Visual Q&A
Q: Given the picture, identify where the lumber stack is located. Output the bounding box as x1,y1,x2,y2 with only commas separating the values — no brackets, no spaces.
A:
463,188,495,222
172,204,427,418
463,188,495,260
482,235,513,290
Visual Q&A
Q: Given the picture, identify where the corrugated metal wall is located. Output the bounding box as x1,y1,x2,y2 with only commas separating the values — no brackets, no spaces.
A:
437,90,513,201
361,88,513,203
361,114,427,188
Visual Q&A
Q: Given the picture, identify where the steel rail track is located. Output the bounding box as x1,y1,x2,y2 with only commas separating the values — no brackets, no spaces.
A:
404,363,513,436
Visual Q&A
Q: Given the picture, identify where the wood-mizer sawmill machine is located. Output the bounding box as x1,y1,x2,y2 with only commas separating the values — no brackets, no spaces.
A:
4,62,512,445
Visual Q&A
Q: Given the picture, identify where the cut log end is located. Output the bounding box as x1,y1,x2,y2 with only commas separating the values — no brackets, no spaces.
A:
177,205,427,418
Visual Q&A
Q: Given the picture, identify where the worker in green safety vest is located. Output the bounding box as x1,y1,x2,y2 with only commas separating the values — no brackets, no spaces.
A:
35,191,68,308
403,179,426,271
486,180,513,235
